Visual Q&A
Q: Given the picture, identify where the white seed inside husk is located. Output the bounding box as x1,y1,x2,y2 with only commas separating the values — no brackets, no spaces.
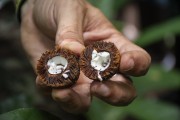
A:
62,70,70,79
47,56,68,77
91,50,111,81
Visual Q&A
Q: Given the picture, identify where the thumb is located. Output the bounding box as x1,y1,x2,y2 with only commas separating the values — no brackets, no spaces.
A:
55,3,86,55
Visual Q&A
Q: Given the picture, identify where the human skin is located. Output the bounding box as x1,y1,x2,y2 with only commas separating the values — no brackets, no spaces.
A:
20,0,151,113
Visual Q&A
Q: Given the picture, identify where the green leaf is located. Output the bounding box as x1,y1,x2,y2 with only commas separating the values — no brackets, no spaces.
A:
125,98,180,120
112,20,124,30
0,108,60,120
86,98,125,120
98,0,115,19
135,17,180,47
133,64,180,95
87,64,180,120
0,94,32,113
87,0,100,7
87,97,180,120
113,0,129,12
87,0,114,19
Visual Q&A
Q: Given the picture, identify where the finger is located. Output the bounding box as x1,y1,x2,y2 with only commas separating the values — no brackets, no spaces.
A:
52,88,84,113
21,1,54,69
84,32,151,76
51,85,90,113
55,0,86,54
51,73,91,113
104,34,151,76
82,5,151,76
119,50,151,76
91,74,136,106
36,76,52,96
114,36,151,76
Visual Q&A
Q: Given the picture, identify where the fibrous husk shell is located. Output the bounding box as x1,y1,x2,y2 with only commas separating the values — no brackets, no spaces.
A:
79,41,120,81
37,47,80,88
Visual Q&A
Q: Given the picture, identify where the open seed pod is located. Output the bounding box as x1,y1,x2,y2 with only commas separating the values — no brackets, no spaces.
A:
36,47,80,88
79,41,120,81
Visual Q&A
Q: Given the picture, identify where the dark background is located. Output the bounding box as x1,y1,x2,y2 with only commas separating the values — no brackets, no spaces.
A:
0,0,179,120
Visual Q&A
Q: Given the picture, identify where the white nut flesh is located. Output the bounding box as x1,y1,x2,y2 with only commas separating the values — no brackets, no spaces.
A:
47,56,68,77
62,70,70,79
91,50,111,81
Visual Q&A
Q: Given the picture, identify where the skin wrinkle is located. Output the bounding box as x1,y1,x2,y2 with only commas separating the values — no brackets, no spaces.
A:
83,29,115,42
56,26,84,44
33,0,57,39
84,5,114,32
55,1,86,48
53,2,57,29
50,0,57,32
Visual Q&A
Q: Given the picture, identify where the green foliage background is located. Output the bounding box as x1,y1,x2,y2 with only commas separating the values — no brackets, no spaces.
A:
0,0,180,120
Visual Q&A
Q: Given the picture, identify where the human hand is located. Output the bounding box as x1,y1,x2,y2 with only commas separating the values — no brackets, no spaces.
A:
20,0,151,113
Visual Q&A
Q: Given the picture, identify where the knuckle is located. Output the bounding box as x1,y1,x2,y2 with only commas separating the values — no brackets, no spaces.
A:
56,26,82,43
52,90,71,102
59,26,77,35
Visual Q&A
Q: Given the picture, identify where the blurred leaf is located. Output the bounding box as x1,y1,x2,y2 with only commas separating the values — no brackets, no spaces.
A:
0,94,32,113
98,0,114,19
87,97,180,120
87,64,180,120
113,0,129,12
87,0,99,7
88,0,114,19
135,17,180,47
125,98,180,120
88,0,128,19
86,98,125,120
112,20,124,30
0,108,60,120
0,0,11,9
133,64,180,95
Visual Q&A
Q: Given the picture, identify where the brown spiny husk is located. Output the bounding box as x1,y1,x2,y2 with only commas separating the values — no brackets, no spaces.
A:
79,41,120,81
36,47,80,88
